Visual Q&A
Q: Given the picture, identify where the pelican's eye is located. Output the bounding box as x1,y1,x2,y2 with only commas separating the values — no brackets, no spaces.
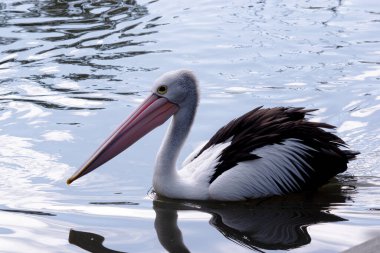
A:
157,85,168,95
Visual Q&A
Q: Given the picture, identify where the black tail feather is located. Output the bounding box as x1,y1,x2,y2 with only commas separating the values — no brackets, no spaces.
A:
342,150,360,160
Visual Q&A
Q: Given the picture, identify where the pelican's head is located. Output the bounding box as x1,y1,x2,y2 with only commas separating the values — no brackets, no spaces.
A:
66,69,198,185
152,69,199,108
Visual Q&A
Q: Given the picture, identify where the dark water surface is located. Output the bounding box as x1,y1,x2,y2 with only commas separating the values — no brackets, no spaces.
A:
1,0,380,252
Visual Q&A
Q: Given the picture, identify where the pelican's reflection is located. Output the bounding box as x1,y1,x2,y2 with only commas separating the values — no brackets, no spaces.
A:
69,189,349,252
153,190,347,252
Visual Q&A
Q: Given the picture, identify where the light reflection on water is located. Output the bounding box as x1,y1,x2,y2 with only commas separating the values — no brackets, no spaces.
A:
0,0,380,252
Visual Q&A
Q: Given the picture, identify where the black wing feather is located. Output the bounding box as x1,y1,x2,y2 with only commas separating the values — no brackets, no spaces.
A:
192,107,357,189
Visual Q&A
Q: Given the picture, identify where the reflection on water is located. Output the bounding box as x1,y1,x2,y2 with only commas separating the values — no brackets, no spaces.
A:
152,191,351,252
0,208,55,216
69,229,125,253
1,0,380,252
69,190,348,253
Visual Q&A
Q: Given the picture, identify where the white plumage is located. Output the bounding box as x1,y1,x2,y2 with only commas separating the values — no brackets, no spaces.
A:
209,139,313,200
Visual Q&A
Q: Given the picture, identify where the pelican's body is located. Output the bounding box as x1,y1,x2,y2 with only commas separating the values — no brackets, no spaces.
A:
67,70,357,201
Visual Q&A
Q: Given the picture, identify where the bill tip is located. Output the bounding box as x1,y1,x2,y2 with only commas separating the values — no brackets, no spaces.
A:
66,178,74,185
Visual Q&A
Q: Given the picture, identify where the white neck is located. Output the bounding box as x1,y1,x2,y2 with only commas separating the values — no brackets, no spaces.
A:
153,100,197,198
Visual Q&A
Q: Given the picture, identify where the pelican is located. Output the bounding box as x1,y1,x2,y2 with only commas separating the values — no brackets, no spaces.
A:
67,69,358,201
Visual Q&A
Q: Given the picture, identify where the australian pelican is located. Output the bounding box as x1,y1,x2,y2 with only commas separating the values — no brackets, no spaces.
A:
67,70,357,201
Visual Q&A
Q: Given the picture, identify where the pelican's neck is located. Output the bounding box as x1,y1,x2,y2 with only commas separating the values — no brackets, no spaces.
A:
155,104,195,175
153,100,197,196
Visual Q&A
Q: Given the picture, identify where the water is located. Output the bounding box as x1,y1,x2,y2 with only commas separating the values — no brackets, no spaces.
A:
0,0,380,252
